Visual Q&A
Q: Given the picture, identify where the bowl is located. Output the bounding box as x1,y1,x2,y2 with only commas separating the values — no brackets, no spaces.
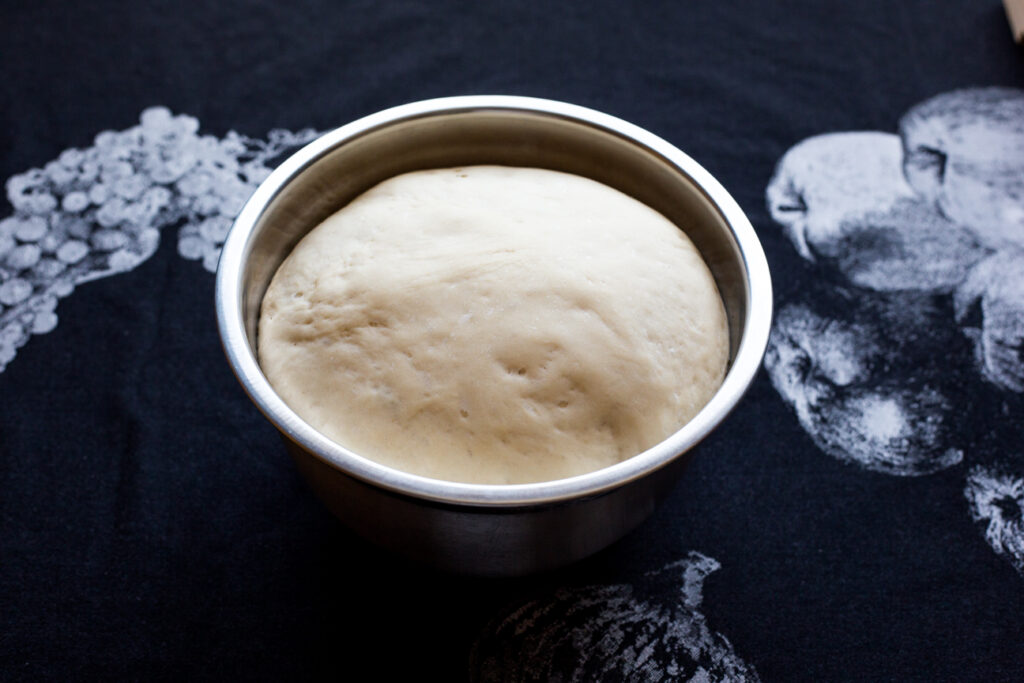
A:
215,95,772,576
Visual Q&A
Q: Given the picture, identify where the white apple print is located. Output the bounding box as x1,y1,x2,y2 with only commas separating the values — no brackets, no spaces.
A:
899,87,1024,251
766,132,986,294
764,299,963,476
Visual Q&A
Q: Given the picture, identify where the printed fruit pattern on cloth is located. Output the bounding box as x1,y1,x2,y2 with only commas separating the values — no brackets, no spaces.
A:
765,87,1024,578
470,552,760,683
0,108,318,372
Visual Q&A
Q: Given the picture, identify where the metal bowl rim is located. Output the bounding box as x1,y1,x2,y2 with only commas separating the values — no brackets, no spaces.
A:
215,94,773,507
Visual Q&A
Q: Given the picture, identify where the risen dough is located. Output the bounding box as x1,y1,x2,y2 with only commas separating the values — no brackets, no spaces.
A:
258,166,728,484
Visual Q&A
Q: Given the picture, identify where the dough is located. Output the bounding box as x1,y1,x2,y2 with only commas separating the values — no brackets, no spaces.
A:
258,166,728,484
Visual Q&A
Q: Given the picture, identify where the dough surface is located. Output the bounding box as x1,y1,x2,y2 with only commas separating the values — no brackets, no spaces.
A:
258,166,728,484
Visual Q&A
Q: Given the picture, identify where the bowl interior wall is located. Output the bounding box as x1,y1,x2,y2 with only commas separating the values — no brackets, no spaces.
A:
240,110,748,364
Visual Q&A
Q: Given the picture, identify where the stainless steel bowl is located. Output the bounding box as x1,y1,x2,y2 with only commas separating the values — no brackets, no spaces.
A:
216,95,772,576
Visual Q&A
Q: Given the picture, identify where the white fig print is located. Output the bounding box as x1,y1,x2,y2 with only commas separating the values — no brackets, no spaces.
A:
470,552,760,682
0,107,319,373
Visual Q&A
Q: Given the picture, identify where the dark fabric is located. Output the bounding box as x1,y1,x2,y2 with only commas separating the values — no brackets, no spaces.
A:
2,1,1023,680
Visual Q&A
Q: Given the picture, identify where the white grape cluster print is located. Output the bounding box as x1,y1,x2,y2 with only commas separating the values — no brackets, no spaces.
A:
471,552,759,682
0,107,319,372
764,87,1024,576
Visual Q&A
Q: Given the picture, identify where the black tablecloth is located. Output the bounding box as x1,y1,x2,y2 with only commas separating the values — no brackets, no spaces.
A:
3,1,1024,680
